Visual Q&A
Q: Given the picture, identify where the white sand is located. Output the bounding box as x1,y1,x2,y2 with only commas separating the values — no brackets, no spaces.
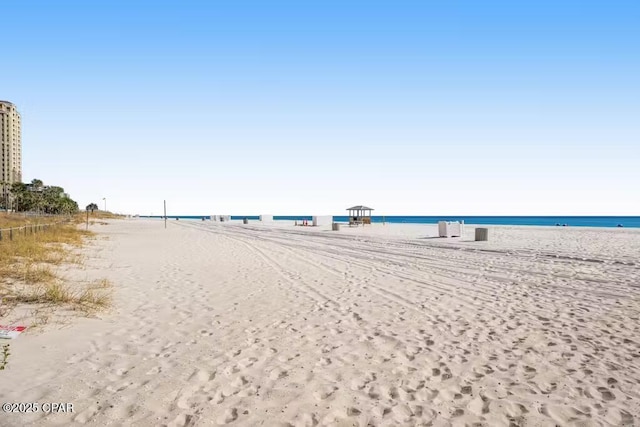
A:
1,219,639,426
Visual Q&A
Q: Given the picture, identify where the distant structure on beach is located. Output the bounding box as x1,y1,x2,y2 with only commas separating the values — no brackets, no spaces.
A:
312,216,332,226
1,100,22,209
347,205,374,226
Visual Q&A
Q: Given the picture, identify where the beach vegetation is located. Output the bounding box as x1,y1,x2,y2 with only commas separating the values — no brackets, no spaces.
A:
2,179,79,215
0,216,112,320
0,344,9,370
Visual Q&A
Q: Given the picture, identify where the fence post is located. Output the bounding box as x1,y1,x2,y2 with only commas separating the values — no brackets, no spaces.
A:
0,223,66,243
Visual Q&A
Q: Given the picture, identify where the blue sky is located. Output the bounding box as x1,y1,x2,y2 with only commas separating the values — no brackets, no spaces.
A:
3,1,639,215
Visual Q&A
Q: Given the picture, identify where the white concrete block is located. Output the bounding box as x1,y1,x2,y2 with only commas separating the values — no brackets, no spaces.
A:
438,220,464,237
312,215,333,226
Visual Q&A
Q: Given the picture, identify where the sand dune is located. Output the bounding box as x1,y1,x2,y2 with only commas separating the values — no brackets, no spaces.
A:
1,219,639,426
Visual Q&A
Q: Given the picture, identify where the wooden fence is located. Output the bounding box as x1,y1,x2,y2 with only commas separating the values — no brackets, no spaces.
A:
0,221,67,242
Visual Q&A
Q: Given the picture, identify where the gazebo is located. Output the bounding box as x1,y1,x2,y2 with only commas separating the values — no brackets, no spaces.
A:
347,205,374,226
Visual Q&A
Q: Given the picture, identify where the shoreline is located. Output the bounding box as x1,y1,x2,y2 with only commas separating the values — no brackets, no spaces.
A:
141,216,640,229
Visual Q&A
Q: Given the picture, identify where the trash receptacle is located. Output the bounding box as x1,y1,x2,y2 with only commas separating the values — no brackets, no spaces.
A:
332,223,340,231
475,228,488,241
243,218,248,224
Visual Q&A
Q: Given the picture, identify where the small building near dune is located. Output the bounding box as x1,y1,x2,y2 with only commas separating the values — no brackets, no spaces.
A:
347,205,374,226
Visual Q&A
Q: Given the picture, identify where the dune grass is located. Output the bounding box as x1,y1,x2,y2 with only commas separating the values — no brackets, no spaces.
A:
0,216,112,317
0,344,9,370
0,216,33,229
72,211,124,223
6,282,111,311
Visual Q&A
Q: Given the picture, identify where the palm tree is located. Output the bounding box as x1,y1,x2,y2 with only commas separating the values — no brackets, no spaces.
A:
30,179,45,215
10,182,30,212
42,186,64,214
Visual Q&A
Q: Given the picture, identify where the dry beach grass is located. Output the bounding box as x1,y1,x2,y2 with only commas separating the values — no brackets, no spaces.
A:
0,214,113,321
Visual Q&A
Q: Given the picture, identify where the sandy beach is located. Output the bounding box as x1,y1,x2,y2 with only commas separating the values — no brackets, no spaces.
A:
1,219,639,426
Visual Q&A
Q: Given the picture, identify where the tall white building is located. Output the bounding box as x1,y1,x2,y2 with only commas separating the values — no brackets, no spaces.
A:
1,100,22,208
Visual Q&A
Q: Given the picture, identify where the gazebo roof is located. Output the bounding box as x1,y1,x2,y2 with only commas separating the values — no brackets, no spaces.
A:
346,205,374,211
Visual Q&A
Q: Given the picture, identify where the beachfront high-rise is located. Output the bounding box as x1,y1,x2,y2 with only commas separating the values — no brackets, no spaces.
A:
1,100,22,208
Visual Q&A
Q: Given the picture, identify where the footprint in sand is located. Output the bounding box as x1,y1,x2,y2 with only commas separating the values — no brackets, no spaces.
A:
223,365,240,376
392,404,413,422
597,386,616,401
226,348,242,357
292,412,318,427
210,390,224,404
451,408,465,417
398,388,415,401
350,373,376,391
269,367,288,380
605,407,634,425
105,382,132,393
238,357,258,369
415,388,438,402
216,408,238,425
192,369,215,382
74,403,101,423
316,357,332,367
231,376,248,388
238,385,258,397
313,385,337,401
146,366,161,375
167,414,194,427
467,396,488,416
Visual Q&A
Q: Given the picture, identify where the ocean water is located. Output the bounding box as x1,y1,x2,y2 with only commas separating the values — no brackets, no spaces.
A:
141,215,640,228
